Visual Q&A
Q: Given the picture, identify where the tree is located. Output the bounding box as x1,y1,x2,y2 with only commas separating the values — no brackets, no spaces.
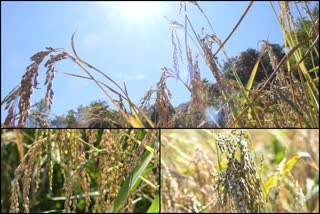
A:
50,100,122,128
222,45,285,86
26,99,51,127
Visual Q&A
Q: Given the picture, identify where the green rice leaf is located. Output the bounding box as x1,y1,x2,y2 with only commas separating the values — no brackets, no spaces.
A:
147,194,160,213
108,144,154,213
263,152,319,197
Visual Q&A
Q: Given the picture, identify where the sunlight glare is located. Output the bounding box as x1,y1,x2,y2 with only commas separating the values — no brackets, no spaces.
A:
101,1,169,26
122,1,165,20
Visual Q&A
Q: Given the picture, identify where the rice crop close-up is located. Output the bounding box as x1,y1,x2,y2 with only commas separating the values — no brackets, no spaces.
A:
1,1,318,128
1,129,159,213
161,129,319,213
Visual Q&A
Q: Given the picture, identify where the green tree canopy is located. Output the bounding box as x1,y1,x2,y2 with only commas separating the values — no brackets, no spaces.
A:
222,44,285,86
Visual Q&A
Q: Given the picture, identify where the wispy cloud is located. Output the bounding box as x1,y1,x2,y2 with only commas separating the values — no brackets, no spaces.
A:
116,73,146,80
80,33,103,52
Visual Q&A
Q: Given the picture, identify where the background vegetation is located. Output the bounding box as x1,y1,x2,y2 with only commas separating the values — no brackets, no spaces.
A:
1,129,159,213
161,129,319,213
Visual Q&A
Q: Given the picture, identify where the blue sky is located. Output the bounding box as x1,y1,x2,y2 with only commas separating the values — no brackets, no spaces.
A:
1,1,316,121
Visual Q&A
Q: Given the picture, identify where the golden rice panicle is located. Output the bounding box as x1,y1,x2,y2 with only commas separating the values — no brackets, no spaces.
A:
154,68,175,127
188,54,207,127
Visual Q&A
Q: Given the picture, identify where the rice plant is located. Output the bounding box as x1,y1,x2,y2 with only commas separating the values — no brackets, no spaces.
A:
1,1,318,128
161,129,319,213
1,129,159,213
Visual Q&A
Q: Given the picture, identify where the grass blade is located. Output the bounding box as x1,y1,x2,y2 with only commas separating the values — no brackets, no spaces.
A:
108,143,154,213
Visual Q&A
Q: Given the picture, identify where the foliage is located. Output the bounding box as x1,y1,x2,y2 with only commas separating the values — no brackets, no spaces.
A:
223,45,285,86
1,129,159,213
50,100,122,128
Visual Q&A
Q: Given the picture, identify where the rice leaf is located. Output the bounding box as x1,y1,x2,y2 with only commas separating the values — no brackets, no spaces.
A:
108,143,154,213
264,152,319,197
127,114,145,128
245,59,260,98
147,194,160,213
244,59,260,120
